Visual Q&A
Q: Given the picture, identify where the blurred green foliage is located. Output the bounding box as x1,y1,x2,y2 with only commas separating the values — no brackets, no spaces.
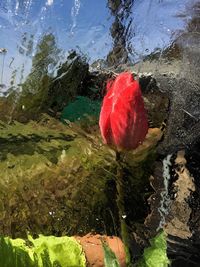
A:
0,235,86,267
0,115,117,237
138,231,170,267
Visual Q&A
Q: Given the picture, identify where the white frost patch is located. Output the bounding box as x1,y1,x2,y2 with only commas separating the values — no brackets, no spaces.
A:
157,154,172,231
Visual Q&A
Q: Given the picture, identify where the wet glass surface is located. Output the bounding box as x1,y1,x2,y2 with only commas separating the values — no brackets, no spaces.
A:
0,0,192,89
0,1,200,266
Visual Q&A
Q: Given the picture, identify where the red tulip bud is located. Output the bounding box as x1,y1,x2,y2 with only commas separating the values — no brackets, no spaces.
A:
99,72,148,151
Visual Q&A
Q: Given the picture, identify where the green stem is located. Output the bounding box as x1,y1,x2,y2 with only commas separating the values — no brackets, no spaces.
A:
115,151,131,265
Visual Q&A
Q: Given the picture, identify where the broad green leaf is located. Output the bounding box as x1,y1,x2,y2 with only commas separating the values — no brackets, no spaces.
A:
138,231,170,267
0,235,86,267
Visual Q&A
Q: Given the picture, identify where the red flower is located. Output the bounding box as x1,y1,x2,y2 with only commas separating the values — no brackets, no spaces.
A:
99,72,148,151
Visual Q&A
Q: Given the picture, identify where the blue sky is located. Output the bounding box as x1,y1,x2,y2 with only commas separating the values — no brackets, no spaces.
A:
0,0,191,90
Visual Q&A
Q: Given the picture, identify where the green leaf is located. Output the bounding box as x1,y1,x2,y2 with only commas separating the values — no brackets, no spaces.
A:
0,235,86,267
138,231,170,267
102,239,120,267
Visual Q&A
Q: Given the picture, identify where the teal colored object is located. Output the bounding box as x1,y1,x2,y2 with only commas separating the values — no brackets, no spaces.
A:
0,235,86,267
61,96,101,122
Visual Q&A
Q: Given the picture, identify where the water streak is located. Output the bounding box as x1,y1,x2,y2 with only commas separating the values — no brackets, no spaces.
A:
157,154,172,231
70,0,81,35
46,0,53,6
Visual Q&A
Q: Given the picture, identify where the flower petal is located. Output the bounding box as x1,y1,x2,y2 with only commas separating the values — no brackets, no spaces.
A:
99,72,148,150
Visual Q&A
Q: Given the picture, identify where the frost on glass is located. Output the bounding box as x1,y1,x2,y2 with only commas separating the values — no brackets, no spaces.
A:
0,1,200,266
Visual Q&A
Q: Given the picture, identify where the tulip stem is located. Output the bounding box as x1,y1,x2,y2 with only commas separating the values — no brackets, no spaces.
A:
115,151,131,265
